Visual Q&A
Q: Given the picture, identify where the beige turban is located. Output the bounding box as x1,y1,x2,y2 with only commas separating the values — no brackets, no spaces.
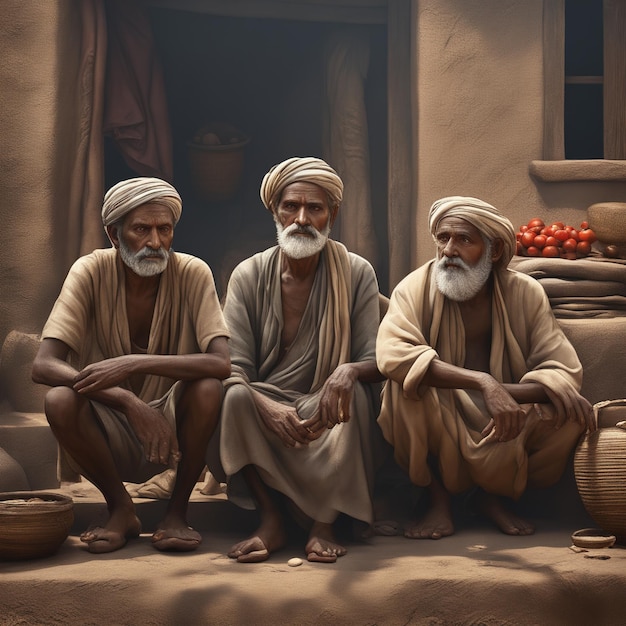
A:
259,157,343,211
101,177,182,227
428,196,516,266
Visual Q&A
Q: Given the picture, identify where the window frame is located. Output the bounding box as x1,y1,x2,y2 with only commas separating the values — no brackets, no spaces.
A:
530,0,626,182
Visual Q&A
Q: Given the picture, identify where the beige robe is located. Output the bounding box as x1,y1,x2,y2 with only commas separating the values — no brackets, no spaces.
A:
41,248,229,480
216,241,383,524
376,261,585,500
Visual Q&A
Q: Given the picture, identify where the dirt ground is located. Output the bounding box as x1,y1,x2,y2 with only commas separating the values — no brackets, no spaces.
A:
1,479,626,626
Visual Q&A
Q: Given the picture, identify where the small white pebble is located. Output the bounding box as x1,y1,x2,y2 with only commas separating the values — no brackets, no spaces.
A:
287,557,303,567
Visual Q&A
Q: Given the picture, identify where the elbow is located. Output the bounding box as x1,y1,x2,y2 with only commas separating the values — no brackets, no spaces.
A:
31,357,46,385
217,356,231,381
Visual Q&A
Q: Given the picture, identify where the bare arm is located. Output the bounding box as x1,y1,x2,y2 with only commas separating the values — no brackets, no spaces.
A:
423,358,594,440
70,336,231,394
32,336,232,464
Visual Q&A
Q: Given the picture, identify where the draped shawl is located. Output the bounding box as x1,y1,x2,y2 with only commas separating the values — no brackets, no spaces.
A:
217,239,382,523
376,261,584,498
42,248,228,402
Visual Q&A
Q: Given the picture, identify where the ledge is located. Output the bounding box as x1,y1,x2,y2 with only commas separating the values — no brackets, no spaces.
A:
529,160,626,182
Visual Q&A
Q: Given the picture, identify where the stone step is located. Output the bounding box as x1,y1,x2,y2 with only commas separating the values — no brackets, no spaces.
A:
0,411,58,491
47,482,259,535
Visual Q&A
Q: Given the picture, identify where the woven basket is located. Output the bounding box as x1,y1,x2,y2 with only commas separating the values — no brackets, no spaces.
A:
0,491,74,560
574,400,626,544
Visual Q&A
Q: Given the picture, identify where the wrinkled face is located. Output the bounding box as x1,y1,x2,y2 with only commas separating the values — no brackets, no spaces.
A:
273,182,337,259
433,216,493,301
110,203,174,277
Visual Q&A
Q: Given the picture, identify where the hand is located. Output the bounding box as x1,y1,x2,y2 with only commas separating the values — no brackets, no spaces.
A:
73,355,140,394
318,364,358,429
256,399,317,448
543,386,595,433
480,377,527,442
125,397,180,465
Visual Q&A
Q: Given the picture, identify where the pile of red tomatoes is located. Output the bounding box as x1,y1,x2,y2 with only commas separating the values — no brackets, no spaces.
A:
515,218,597,259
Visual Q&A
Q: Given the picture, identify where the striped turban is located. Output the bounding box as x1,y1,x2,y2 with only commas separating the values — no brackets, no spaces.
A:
259,157,343,212
102,177,182,228
428,196,517,267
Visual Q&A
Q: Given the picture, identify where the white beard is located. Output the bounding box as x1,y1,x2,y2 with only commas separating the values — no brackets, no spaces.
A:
118,235,170,277
275,219,330,259
434,242,493,302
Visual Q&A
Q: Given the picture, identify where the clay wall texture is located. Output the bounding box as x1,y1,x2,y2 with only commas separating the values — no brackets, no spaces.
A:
2,0,626,368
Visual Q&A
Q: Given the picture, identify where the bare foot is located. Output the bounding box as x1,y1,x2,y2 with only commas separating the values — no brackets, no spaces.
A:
228,518,287,563
152,512,202,552
404,505,455,539
404,490,454,540
80,509,142,554
475,492,535,536
306,521,347,563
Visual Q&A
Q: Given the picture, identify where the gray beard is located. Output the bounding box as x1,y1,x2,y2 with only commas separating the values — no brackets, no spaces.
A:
434,244,493,302
118,236,170,277
275,219,330,259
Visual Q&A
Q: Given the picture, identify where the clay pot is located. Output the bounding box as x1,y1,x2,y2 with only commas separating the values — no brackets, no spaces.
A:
574,400,626,545
187,122,250,203
0,491,74,560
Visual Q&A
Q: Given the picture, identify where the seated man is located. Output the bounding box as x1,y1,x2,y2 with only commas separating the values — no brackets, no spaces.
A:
376,196,594,539
32,177,230,553
214,157,384,563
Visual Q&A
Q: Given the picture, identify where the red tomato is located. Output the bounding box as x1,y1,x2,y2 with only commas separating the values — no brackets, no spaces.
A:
545,236,559,247
533,234,547,248
562,238,578,252
576,240,591,256
551,221,565,230
520,224,528,233
521,231,536,247
580,221,589,229
578,228,597,243
526,245,541,257
542,245,560,258
516,241,524,255
568,229,579,241
527,218,545,229
554,229,569,242
541,226,554,237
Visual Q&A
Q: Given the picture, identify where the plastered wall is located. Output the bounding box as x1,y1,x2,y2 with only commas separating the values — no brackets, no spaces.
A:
412,0,626,267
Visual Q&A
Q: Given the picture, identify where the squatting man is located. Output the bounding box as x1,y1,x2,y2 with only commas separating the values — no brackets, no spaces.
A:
376,196,595,539
209,156,386,563
33,177,230,554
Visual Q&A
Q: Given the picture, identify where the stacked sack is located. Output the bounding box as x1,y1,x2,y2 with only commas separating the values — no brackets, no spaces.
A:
509,255,626,318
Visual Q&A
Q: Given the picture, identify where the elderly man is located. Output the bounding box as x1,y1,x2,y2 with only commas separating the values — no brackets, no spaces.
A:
214,157,384,563
377,196,594,539
32,177,230,554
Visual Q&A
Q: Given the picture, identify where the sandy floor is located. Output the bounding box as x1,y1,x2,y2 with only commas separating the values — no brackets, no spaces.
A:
1,481,625,626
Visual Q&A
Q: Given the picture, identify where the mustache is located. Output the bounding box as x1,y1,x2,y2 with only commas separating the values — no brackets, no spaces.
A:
437,256,470,271
284,223,319,237
134,247,169,261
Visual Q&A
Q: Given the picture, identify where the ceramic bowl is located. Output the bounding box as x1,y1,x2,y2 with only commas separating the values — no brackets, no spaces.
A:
571,528,616,549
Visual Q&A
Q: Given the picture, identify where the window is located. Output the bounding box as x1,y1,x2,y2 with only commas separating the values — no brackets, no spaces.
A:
532,0,626,181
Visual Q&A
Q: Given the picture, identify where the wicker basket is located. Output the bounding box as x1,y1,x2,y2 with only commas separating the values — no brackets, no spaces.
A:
0,491,74,560
574,400,626,544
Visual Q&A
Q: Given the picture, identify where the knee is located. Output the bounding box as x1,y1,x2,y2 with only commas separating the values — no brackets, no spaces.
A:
44,386,83,429
181,377,224,415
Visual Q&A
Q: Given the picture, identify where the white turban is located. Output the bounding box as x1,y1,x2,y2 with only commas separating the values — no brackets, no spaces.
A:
428,196,517,266
259,157,343,211
102,177,182,227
